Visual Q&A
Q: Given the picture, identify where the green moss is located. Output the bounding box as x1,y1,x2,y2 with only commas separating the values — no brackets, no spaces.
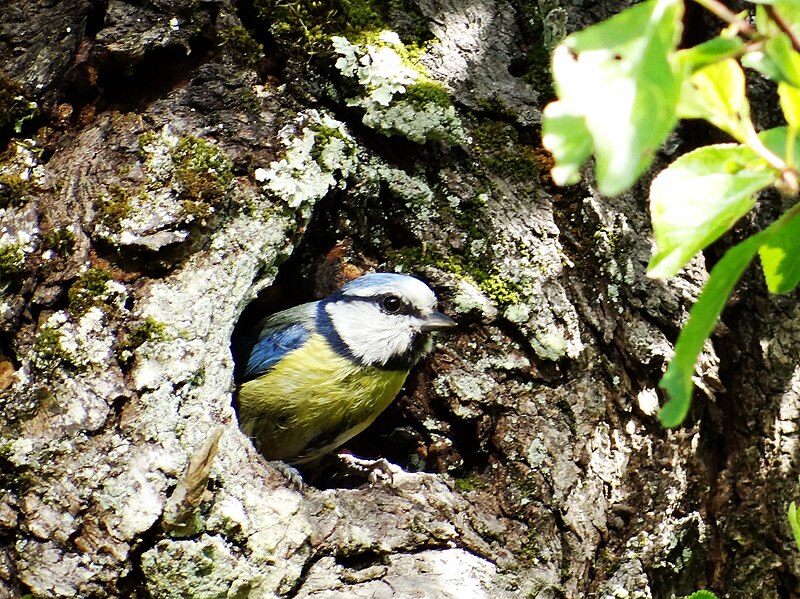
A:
0,244,25,276
479,273,522,307
515,530,541,563
401,80,452,110
471,119,541,183
257,0,385,55
255,0,431,58
476,96,509,114
68,268,113,317
127,318,167,348
0,74,37,132
0,441,35,493
398,190,526,310
117,318,168,363
219,25,264,67
453,473,485,493
331,0,383,30
514,5,556,104
32,328,66,372
137,131,158,160
392,245,522,311
171,136,234,220
96,185,133,233
239,87,262,115
0,174,30,208
42,227,76,255
351,27,431,63
187,369,205,388
522,47,554,105
437,193,487,248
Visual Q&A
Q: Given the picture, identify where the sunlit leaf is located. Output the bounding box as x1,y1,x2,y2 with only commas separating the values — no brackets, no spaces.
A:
676,59,751,139
648,144,776,279
659,203,800,427
788,502,800,554
748,0,800,5
754,2,800,35
773,2,800,33
744,6,800,84
542,102,593,187
742,49,785,82
543,0,684,196
676,37,746,73
779,81,800,127
759,203,800,293
765,34,800,88
659,233,765,427
759,125,800,175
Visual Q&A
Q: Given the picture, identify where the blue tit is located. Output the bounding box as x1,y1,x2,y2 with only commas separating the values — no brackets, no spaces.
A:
233,272,457,465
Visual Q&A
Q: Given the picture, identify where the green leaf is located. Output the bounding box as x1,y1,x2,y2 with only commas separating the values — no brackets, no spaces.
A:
758,2,800,34
659,233,765,427
759,203,800,293
788,501,800,554
765,33,800,88
648,144,776,279
774,2,800,33
542,103,593,187
676,59,751,139
676,37,746,73
658,204,800,427
779,81,800,127
543,0,684,196
759,124,800,172
742,49,785,82
745,6,800,84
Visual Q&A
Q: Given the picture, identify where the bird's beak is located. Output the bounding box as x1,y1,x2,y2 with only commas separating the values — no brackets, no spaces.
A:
420,311,457,332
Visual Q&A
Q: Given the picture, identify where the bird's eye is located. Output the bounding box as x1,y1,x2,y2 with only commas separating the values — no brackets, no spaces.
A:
381,295,403,314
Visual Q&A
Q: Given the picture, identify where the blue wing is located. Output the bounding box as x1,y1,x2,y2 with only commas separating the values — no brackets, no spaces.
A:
232,300,318,383
241,322,310,380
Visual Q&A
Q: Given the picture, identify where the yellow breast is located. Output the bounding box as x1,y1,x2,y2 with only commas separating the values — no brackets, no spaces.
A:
236,333,408,464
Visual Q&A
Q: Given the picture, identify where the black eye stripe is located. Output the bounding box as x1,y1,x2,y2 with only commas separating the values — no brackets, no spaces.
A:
330,293,423,318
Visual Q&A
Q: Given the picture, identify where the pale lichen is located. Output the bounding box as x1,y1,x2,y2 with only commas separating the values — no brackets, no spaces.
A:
95,126,234,249
0,205,38,279
32,307,117,371
255,110,357,214
332,32,465,145
361,158,438,223
141,534,263,598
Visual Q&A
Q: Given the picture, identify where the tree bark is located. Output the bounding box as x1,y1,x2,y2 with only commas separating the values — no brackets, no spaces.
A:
1,1,798,598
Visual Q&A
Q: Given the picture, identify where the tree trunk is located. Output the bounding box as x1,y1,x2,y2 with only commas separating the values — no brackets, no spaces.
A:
1,1,798,598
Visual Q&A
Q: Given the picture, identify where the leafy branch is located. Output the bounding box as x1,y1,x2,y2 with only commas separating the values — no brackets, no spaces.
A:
543,0,800,427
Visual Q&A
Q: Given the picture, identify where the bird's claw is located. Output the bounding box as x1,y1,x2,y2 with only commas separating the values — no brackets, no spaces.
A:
336,454,400,485
271,461,304,491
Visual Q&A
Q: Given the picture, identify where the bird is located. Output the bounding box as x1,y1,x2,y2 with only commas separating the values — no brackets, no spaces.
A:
232,272,456,466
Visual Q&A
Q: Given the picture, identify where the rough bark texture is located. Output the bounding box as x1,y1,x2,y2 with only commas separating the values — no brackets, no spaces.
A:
1,1,799,598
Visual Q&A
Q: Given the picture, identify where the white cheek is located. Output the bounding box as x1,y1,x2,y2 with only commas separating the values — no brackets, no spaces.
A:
328,303,415,365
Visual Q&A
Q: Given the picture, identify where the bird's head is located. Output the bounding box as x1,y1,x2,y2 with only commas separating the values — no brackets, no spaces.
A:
318,273,456,370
